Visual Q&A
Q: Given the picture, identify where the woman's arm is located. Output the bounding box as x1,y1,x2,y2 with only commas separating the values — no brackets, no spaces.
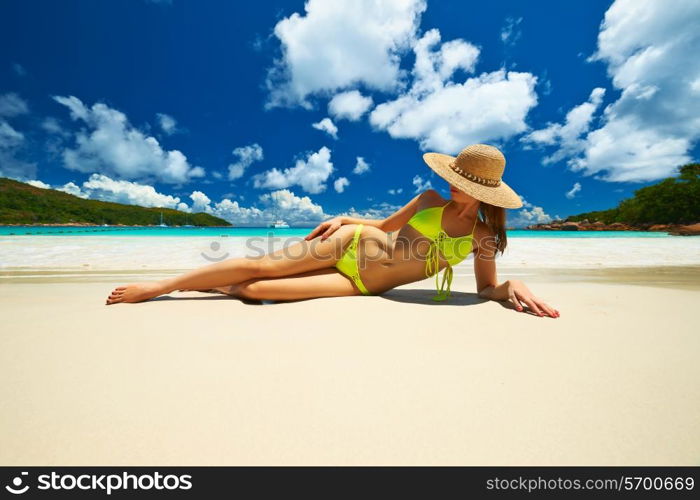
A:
305,189,437,240
473,225,560,318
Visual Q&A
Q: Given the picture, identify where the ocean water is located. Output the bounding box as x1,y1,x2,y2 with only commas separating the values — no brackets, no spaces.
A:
0,225,675,238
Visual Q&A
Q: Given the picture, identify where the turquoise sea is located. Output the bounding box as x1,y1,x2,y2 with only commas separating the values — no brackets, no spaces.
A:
0,225,674,238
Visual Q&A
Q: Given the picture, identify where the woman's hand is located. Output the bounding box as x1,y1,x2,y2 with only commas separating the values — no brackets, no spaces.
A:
304,216,345,241
505,279,559,318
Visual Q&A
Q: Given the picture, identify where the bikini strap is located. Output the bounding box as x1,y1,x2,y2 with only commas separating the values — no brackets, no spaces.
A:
425,231,453,302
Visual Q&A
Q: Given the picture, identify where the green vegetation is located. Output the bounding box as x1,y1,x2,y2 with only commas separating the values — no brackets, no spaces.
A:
0,177,232,226
567,163,700,225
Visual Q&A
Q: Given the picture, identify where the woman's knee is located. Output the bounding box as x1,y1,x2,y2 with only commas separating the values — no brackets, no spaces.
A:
242,257,273,279
231,279,264,300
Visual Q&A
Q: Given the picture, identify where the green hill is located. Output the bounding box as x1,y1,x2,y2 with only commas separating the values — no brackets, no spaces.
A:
567,163,700,225
0,177,232,226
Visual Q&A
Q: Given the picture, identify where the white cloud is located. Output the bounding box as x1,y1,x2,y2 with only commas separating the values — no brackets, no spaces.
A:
388,188,403,195
71,173,184,208
203,198,264,223
538,0,700,182
259,189,327,222
12,62,27,77
565,182,582,199
508,197,553,227
253,146,334,194
52,95,205,184
412,174,432,193
156,112,180,135
500,16,523,46
0,119,24,148
334,201,402,220
538,69,553,96
26,179,51,189
189,190,212,212
334,177,350,193
514,205,552,225
353,156,370,174
0,92,29,117
228,143,263,180
55,181,87,198
0,117,37,179
328,90,374,121
311,117,338,139
520,87,606,165
264,0,427,109
40,116,70,137
50,177,191,214
369,29,538,153
204,188,329,226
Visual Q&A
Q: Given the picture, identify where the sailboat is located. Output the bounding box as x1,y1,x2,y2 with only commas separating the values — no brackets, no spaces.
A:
158,211,168,227
182,214,194,228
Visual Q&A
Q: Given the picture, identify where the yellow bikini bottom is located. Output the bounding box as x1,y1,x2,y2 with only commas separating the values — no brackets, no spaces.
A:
335,224,372,295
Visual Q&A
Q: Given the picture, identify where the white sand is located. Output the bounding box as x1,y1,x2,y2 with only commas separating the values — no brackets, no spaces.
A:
1,273,699,465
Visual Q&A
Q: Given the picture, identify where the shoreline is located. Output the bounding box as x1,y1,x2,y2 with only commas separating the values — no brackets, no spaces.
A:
2,222,699,234
525,220,700,235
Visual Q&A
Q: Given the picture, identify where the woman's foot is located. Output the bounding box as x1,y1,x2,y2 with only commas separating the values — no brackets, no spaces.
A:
105,281,169,305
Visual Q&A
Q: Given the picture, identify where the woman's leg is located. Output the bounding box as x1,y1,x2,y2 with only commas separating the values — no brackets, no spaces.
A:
220,268,362,302
105,224,362,304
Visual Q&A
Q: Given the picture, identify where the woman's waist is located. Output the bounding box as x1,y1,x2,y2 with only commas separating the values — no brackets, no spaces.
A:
357,250,455,278
389,235,470,266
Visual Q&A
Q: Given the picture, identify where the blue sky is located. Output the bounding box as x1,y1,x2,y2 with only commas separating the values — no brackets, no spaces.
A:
1,0,698,226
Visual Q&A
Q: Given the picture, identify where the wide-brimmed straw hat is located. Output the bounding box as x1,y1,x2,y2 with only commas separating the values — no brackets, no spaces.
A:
422,144,523,208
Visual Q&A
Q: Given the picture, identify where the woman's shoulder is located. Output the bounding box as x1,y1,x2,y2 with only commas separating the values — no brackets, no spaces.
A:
417,189,447,206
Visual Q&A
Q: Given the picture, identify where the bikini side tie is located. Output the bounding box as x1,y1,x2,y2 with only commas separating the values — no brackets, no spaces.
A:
424,230,453,302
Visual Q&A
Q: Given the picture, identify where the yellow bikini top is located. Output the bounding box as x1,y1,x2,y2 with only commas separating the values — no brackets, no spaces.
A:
406,200,478,302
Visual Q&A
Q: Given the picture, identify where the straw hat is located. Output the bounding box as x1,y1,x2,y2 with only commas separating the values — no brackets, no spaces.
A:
422,144,523,208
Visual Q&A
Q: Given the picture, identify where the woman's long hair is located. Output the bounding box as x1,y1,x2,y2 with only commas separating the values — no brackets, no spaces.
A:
477,202,508,255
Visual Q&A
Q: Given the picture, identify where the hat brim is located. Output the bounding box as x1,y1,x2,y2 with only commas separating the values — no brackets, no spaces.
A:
422,152,523,209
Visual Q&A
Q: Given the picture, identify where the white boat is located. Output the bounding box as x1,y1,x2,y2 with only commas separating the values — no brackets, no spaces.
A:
267,219,290,228
182,214,194,227
158,212,168,227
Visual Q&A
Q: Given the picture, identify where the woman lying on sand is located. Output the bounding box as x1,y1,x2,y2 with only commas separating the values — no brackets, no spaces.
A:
105,144,559,318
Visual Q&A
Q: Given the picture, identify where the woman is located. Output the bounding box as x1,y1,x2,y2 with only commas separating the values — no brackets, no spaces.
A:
105,144,559,318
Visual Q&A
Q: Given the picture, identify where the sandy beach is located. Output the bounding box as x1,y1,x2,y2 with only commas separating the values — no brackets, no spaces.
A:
1,262,699,465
